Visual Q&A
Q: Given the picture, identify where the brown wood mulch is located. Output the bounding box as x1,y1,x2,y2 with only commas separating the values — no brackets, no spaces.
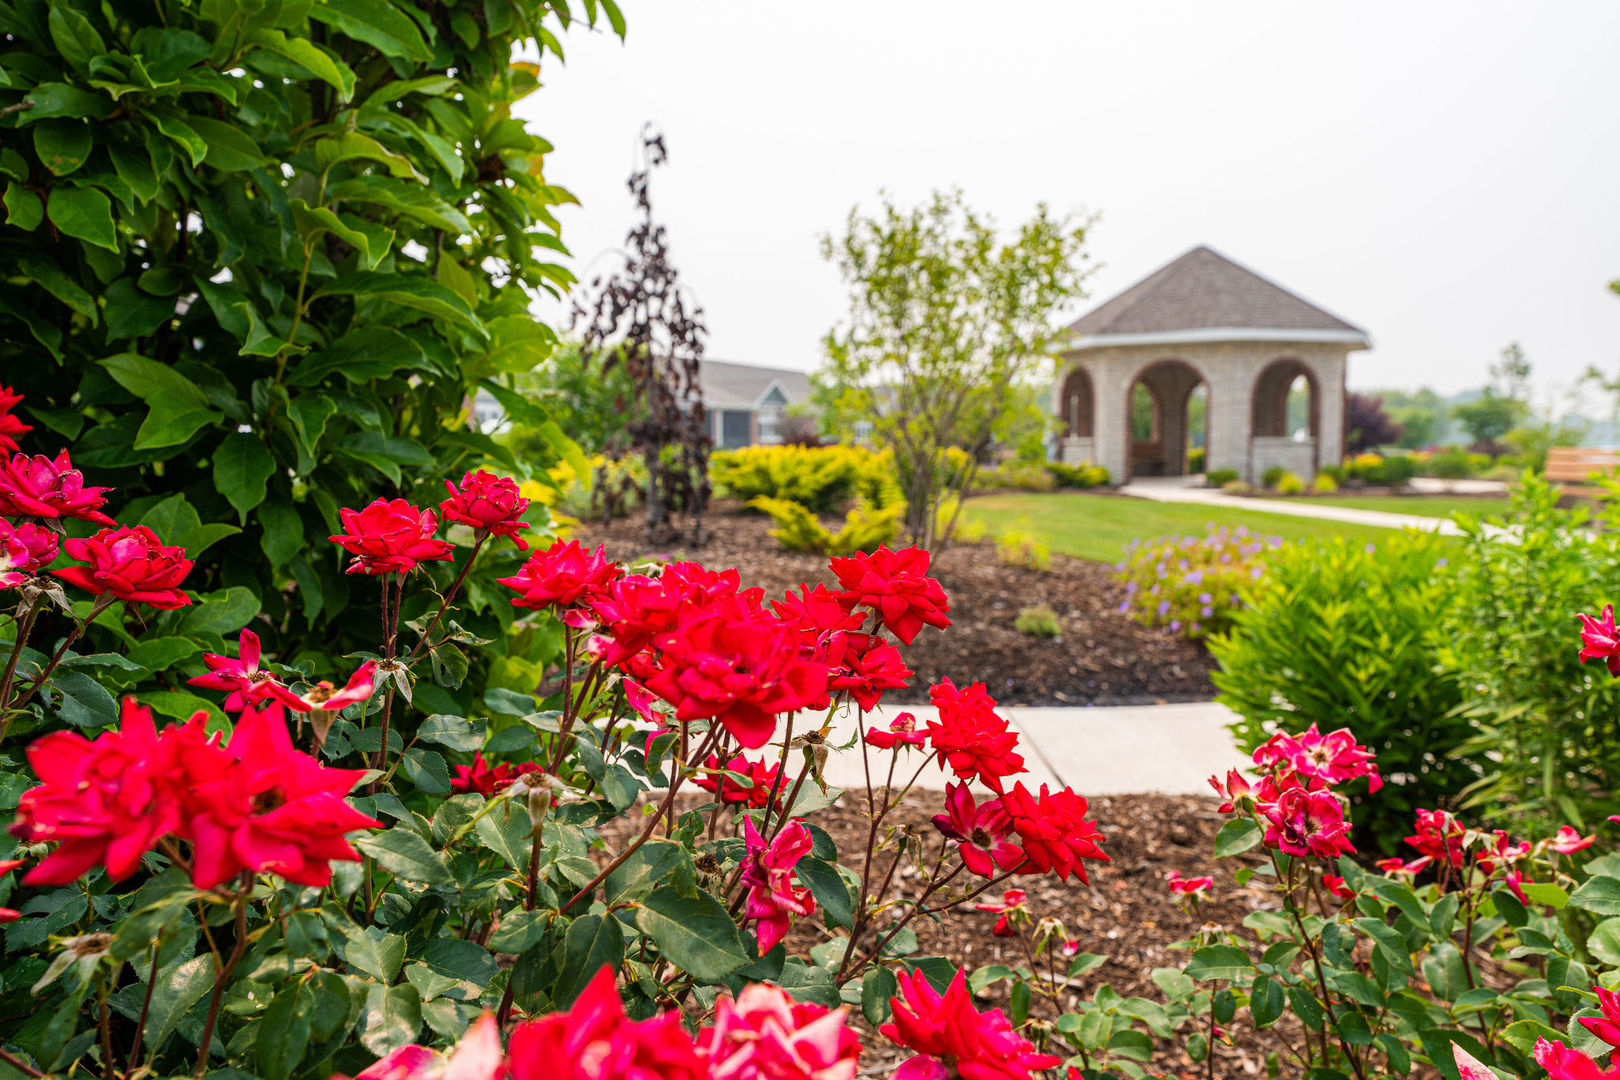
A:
575,508,1217,707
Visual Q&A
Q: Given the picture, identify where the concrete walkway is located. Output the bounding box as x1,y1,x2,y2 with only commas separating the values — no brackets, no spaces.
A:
816,701,1249,797
1118,475,1471,534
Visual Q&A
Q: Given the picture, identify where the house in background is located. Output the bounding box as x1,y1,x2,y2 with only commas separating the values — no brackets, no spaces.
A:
701,360,812,449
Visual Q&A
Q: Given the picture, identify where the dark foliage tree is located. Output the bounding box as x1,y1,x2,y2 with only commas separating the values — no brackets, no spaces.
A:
1346,392,1403,453
573,128,710,544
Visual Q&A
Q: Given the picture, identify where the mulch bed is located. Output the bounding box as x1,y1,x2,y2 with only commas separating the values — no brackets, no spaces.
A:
577,508,1217,707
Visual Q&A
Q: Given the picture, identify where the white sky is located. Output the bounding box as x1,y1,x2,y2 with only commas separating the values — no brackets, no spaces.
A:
518,1,1620,402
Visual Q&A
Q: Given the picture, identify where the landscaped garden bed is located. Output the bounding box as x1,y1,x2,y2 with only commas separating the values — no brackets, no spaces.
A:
580,506,1217,705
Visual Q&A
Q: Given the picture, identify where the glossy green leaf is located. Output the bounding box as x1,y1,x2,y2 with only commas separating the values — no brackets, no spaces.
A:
356,828,452,885
213,433,276,521
637,887,750,983
46,186,116,250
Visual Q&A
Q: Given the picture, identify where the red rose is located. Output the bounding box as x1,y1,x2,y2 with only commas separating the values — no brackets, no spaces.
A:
328,498,454,575
827,633,912,711
508,966,705,1080
52,525,192,609
829,544,951,644
0,449,115,526
498,539,621,614
881,969,1059,1080
0,517,57,587
1001,781,1109,883
440,469,532,550
0,386,30,454
925,678,1026,794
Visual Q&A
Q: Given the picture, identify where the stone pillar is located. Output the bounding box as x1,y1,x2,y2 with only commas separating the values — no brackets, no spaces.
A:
1088,353,1131,484
1205,351,1252,481
1315,352,1347,470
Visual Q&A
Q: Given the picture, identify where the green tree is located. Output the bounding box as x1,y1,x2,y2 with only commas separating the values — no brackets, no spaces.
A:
0,0,619,696
506,342,637,457
820,190,1094,547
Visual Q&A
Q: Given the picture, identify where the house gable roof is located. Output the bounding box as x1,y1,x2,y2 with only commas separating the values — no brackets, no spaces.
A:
1065,246,1368,346
700,360,812,410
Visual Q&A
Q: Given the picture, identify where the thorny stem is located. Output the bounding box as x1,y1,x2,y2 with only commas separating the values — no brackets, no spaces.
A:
0,595,41,715
195,891,251,1078
0,1047,42,1078
127,943,159,1073
369,574,405,791
408,534,487,661
9,594,117,715
560,726,724,914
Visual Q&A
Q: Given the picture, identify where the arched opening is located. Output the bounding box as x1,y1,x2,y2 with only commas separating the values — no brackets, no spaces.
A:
1251,358,1320,478
1186,383,1208,474
1060,367,1094,438
1126,359,1208,479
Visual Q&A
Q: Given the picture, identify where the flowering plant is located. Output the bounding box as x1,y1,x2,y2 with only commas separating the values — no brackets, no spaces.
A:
1113,525,1279,640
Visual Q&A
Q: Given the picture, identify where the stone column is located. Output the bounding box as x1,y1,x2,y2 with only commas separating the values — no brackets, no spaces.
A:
1315,351,1347,470
1086,352,1131,484
1204,346,1253,481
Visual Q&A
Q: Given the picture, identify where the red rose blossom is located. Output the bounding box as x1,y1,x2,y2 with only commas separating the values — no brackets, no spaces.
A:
1,517,58,587
0,386,31,454
1001,781,1109,883
1257,775,1355,860
507,966,705,1080
589,562,756,671
829,545,951,645
691,753,784,809
440,469,532,550
1253,722,1382,792
328,498,454,575
1579,605,1620,677
925,679,1026,794
931,782,1025,878
498,538,621,616
0,449,114,526
881,969,1059,1080
742,817,817,955
865,711,929,750
973,888,1027,937
188,628,311,714
698,983,860,1080
11,699,182,885
449,752,545,797
1535,1037,1620,1080
51,524,192,609
1166,870,1213,898
828,633,912,711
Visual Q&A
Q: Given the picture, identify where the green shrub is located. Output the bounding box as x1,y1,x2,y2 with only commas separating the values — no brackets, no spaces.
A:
1437,475,1620,828
748,495,903,555
1261,465,1287,489
1206,468,1239,487
1115,525,1278,639
712,444,895,513
1273,470,1305,495
0,0,603,700
995,529,1051,570
1424,446,1477,480
971,461,1057,492
1317,463,1346,485
1014,604,1062,638
1311,470,1339,493
1044,460,1110,488
1362,454,1419,487
1209,532,1471,851
1221,479,1252,494
1187,447,1205,473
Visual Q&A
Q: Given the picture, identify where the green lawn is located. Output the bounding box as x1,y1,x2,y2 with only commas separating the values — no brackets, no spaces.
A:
961,492,1406,563
1260,494,1512,518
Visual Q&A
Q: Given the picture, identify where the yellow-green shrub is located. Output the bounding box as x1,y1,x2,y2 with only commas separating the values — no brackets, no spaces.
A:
995,529,1051,570
1274,470,1306,495
713,445,897,514
1312,471,1339,494
748,496,904,555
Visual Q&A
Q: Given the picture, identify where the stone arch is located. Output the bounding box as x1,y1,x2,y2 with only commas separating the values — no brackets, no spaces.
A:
1125,358,1209,478
1249,357,1321,478
1059,366,1095,438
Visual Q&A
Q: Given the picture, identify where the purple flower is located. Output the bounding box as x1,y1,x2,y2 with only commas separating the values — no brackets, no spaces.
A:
1157,600,1171,616
1170,620,1182,632
1201,606,1214,618
1198,592,1213,604
1117,600,1130,614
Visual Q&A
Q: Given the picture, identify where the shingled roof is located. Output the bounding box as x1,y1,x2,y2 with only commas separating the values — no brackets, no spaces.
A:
1066,246,1368,343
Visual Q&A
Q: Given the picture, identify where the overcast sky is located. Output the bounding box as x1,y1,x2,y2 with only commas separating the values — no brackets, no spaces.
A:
518,2,1620,405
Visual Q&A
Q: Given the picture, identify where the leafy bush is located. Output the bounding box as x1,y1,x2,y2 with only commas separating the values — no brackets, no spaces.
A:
994,529,1051,570
1115,525,1279,639
1311,470,1339,493
747,495,904,555
1221,479,1252,494
1042,460,1110,489
1206,468,1239,487
1187,446,1205,473
970,462,1056,492
1424,446,1480,480
1317,463,1346,485
711,444,896,514
1439,475,1620,827
0,0,609,711
1210,532,1470,850
1261,465,1287,489
1359,453,1420,487
1273,470,1305,495
1014,604,1061,638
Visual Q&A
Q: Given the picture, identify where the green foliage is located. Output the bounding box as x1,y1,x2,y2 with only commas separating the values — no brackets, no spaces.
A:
747,496,903,555
1272,470,1305,495
1423,446,1483,480
0,0,601,691
1260,465,1286,489
820,188,1095,549
1116,525,1275,641
1346,453,1420,488
994,529,1050,571
500,342,637,458
970,462,1056,492
1438,476,1620,827
1210,533,1471,850
1453,391,1527,447
1205,468,1239,487
1042,460,1110,489
1014,604,1061,638
1505,414,1591,472
1311,470,1339,493
712,444,897,514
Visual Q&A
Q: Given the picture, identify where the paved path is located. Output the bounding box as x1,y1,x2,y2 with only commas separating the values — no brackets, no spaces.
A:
1119,475,1467,534
817,701,1248,797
